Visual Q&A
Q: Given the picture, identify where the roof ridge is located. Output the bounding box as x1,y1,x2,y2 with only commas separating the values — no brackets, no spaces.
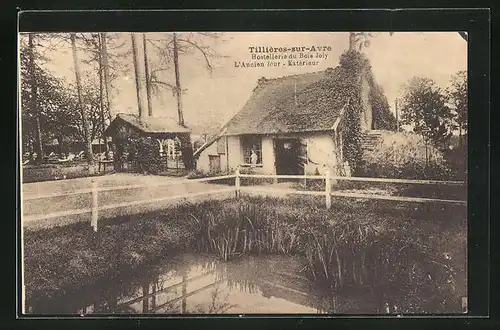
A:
257,66,340,84
118,113,177,120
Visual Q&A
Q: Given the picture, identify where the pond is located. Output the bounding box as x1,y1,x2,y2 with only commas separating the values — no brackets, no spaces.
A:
27,253,389,315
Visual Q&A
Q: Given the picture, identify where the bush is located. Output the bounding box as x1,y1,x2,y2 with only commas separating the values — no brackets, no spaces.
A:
22,163,105,183
361,131,452,180
238,167,275,185
187,168,235,185
187,168,232,179
135,137,163,175
443,143,467,180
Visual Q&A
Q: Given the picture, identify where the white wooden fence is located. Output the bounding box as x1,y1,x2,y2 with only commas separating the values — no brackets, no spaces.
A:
23,169,466,232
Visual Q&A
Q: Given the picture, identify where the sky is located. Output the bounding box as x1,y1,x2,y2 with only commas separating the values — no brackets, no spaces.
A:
25,32,467,135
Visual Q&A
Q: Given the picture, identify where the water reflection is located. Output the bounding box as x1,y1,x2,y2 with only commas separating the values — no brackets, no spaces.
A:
27,253,383,315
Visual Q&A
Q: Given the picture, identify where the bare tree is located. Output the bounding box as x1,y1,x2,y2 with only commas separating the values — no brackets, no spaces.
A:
97,34,108,156
143,33,153,117
172,33,184,126
86,32,130,123
70,33,93,165
147,32,225,126
130,33,145,120
101,32,113,122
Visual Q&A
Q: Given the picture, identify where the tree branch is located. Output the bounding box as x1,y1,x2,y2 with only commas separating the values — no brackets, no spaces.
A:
177,38,214,72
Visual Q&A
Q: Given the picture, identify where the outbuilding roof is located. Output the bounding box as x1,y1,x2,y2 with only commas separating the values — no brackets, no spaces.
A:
106,113,191,135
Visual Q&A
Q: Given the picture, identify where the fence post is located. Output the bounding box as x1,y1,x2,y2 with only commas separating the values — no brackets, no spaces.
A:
325,169,331,209
91,179,98,231
235,167,240,198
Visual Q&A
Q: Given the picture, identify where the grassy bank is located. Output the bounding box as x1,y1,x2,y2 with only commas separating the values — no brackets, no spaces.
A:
24,196,466,313
24,213,195,303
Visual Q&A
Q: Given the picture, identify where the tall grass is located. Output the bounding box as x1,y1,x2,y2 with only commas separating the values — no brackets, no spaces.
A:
184,200,300,260
25,195,465,313
175,196,465,312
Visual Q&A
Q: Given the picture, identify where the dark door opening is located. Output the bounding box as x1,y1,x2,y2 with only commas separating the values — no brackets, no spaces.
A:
274,139,303,179
209,155,221,172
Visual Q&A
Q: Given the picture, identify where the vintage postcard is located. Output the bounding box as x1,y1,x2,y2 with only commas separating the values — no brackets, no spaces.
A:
19,31,468,315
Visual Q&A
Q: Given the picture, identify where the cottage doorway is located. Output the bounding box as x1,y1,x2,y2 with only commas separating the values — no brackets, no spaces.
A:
274,138,303,177
209,155,221,172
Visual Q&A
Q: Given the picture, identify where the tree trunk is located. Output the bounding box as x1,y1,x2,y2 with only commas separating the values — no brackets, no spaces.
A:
98,34,107,157
101,33,112,120
143,33,153,117
70,33,94,165
57,135,63,156
458,126,462,148
28,33,44,163
131,33,145,122
173,33,184,126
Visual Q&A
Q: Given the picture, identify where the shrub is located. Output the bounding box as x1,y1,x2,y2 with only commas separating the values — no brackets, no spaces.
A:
361,131,452,180
443,143,467,180
187,168,235,185
187,168,232,179
135,137,164,175
239,167,274,185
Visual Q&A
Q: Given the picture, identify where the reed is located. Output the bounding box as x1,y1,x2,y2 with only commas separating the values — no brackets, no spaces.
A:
25,195,465,313
178,195,463,312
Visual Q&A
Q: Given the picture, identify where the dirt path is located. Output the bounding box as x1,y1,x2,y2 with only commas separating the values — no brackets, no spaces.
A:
22,173,235,230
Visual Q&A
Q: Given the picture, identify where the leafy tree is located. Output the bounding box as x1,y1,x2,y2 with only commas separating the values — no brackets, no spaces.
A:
446,70,467,145
369,83,397,130
399,77,455,150
20,33,61,161
338,50,370,174
348,32,375,51
20,35,80,158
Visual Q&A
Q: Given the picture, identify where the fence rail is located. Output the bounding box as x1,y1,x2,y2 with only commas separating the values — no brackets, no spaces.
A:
239,173,465,186
23,175,237,201
22,169,466,231
24,187,237,224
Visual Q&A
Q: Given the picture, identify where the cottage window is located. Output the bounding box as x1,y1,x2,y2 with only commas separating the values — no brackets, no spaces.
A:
242,135,262,165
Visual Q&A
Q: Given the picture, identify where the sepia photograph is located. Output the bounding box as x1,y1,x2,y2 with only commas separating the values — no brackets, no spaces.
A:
19,31,468,315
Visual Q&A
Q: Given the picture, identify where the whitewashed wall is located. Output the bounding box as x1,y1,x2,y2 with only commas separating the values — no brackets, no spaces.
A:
226,136,241,170
195,138,228,172
260,137,276,174
196,132,343,177
301,132,338,176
